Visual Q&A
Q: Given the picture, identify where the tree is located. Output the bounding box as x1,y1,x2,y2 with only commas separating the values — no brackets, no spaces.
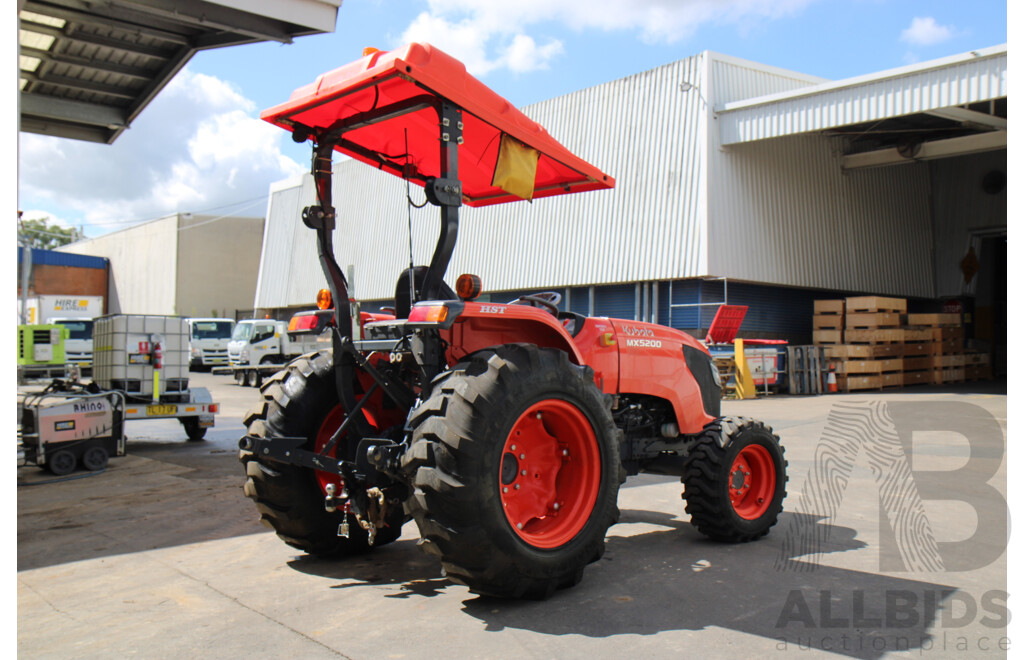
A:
18,216,82,249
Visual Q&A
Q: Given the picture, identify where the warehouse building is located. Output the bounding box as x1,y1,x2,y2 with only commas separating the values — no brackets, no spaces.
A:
253,45,1006,373
59,212,264,318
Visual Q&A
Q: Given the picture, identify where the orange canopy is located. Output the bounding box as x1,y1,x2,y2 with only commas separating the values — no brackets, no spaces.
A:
261,43,615,207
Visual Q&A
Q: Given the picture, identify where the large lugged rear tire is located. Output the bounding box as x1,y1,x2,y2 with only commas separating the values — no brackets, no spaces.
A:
239,351,404,557
682,417,787,542
402,344,622,599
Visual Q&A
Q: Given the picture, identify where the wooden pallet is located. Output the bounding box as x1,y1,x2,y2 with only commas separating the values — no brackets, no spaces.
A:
845,329,905,344
965,364,993,381
902,370,933,386
814,300,845,315
788,345,826,395
846,312,902,329
907,313,961,326
902,328,933,342
834,358,903,375
846,296,907,314
813,329,844,345
825,344,903,359
903,341,940,357
813,314,844,330
836,373,903,392
933,367,965,384
902,356,934,371
932,354,966,369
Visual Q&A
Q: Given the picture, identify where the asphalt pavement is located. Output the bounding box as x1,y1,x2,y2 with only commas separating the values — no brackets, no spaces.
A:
17,372,1008,659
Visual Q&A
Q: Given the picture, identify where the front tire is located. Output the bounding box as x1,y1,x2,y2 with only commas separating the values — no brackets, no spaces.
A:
239,351,404,557
402,344,622,598
682,417,787,542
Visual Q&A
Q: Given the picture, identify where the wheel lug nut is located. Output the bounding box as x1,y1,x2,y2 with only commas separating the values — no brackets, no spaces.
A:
520,469,527,476
510,444,516,451
536,412,542,419
514,484,520,490
517,523,523,530
503,487,508,493
519,453,525,460
553,502,560,510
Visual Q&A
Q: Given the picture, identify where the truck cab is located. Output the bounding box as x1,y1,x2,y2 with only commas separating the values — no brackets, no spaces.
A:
187,318,235,370
50,317,94,368
228,319,288,366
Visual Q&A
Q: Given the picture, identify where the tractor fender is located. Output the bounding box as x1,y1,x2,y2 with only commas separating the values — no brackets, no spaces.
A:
444,303,584,366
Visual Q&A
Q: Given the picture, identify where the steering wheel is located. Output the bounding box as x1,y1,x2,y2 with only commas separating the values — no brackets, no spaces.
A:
512,292,561,316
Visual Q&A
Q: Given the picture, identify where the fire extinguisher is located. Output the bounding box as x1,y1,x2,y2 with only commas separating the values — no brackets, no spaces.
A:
153,342,163,370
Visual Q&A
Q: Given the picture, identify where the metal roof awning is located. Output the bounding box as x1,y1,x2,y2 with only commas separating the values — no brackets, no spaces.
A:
18,0,341,144
717,45,1007,170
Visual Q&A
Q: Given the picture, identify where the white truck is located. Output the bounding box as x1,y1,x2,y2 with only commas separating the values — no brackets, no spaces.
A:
50,318,94,369
187,318,235,370
26,295,105,369
226,310,332,386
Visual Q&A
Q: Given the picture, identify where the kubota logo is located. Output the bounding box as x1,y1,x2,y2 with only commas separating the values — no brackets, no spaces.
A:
621,325,655,337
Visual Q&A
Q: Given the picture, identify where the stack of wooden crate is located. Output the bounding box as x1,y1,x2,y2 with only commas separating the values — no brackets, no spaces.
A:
811,296,990,392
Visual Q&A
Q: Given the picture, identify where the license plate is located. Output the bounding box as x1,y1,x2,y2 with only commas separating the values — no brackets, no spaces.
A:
146,404,177,416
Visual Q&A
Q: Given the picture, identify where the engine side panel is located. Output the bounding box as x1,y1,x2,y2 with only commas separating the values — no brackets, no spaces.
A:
608,320,716,434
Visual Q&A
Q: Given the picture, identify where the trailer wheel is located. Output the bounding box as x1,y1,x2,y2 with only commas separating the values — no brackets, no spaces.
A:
402,344,622,599
235,370,246,386
82,446,109,471
182,418,207,442
48,449,77,476
682,417,787,542
239,351,405,557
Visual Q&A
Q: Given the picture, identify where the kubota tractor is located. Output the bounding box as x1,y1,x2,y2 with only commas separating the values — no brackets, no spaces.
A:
239,43,786,599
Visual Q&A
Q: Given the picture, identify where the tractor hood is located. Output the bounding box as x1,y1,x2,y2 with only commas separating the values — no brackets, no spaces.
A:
261,43,615,207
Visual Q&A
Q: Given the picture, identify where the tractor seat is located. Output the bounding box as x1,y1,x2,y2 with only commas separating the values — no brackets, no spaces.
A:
394,266,457,319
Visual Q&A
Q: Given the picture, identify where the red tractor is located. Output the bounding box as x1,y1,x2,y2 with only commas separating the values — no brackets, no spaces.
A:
239,43,786,599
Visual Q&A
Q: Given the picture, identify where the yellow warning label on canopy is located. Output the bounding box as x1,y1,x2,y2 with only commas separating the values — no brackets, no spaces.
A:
491,134,539,201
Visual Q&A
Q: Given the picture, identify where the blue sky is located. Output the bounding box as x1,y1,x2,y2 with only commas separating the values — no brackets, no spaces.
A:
17,0,1009,237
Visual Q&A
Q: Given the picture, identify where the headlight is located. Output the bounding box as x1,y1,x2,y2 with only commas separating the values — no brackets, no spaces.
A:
191,347,201,357
240,348,250,362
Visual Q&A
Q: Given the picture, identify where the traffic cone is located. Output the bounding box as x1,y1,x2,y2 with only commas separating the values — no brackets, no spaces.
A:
827,367,838,393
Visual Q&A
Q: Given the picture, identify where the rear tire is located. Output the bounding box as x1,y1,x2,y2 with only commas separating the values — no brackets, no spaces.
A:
182,418,207,442
48,449,77,476
682,417,787,542
402,344,622,598
239,351,404,557
81,446,109,471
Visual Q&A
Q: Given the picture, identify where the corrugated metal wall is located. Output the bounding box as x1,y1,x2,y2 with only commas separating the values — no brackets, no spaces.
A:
60,215,179,314
254,53,711,308
930,150,1007,297
707,56,934,298
707,132,934,297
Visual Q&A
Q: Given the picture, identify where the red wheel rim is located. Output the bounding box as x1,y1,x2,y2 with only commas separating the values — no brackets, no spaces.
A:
314,404,378,495
499,400,601,549
728,444,776,520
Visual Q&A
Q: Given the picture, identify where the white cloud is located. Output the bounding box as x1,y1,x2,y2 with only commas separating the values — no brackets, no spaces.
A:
18,68,303,234
397,0,818,74
900,16,955,46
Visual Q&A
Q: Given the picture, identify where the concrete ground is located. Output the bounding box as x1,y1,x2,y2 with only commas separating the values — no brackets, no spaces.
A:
17,372,1007,659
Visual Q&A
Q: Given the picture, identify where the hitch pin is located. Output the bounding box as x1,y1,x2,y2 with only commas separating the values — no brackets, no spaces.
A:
338,501,352,539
